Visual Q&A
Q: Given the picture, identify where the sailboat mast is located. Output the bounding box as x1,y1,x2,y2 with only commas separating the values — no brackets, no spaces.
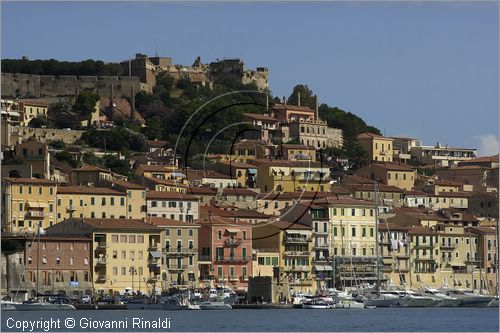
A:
36,225,40,298
374,181,381,298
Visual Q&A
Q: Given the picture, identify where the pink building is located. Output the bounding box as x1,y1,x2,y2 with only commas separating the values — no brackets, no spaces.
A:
198,216,253,292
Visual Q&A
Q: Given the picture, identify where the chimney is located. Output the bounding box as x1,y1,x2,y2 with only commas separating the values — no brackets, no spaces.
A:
315,94,319,120
130,86,135,122
297,92,301,107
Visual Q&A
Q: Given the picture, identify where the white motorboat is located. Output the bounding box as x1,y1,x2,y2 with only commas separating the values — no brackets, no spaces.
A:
199,301,232,310
419,288,462,307
333,299,365,309
301,298,331,309
398,290,440,307
14,300,76,311
440,288,493,307
1,300,19,311
363,291,400,308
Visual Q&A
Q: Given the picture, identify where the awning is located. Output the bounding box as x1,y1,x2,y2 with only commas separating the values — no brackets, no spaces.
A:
323,265,333,271
150,251,162,259
225,228,239,234
171,172,186,178
247,168,257,174
37,202,48,208
285,230,309,236
27,202,39,208
314,265,325,271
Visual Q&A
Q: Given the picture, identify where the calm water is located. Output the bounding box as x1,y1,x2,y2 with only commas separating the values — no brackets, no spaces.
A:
1,308,498,332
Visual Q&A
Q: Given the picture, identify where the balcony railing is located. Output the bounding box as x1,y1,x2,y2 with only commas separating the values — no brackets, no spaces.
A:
240,275,248,281
26,211,47,218
314,244,329,249
440,243,457,249
200,275,214,281
285,265,309,272
163,247,197,256
285,237,311,244
215,275,228,282
95,258,107,266
229,275,239,281
198,255,212,262
215,256,251,263
148,260,160,267
67,205,76,211
148,243,159,251
167,265,188,272
224,239,242,247
96,275,107,281
284,251,310,257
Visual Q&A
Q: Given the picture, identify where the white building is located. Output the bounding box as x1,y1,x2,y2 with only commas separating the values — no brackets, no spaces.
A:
146,191,200,222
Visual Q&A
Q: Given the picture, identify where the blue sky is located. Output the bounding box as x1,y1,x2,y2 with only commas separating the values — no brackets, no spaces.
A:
2,1,498,155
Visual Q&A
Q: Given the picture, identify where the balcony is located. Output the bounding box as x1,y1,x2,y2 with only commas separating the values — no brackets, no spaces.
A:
229,275,239,282
312,230,329,236
224,239,242,247
285,237,311,244
440,243,457,249
96,242,107,250
240,275,248,282
148,260,160,267
26,211,47,218
67,205,76,211
147,276,159,283
215,256,251,263
148,243,159,251
96,275,107,281
284,251,310,257
314,244,329,250
414,244,434,249
285,265,309,272
163,247,197,257
198,255,212,263
95,258,107,266
200,275,214,281
396,252,410,259
167,265,188,272
215,275,228,282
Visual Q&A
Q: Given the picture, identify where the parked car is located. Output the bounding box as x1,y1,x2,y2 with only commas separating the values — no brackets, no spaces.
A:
80,295,92,304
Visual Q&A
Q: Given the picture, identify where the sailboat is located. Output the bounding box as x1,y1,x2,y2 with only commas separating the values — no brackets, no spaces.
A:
363,182,400,308
14,226,75,311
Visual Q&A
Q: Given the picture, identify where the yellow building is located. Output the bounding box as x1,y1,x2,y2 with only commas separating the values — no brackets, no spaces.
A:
253,220,315,294
56,186,128,222
101,179,147,219
252,250,280,278
149,217,200,289
357,132,394,162
378,223,411,287
248,159,330,193
143,176,188,193
135,164,183,180
45,218,161,295
356,162,416,191
408,227,441,288
1,177,57,233
15,139,50,179
278,144,317,162
18,99,49,126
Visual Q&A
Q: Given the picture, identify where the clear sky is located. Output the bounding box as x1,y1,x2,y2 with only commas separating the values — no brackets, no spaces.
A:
1,1,498,156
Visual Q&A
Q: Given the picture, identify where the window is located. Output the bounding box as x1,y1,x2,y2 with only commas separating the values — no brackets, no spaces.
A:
84,257,89,265
101,197,106,206
243,231,247,240
333,227,337,237
38,187,42,195
352,227,356,237
370,228,374,237
128,235,136,243
91,197,95,205
351,209,355,216
189,229,194,237
218,230,222,240
362,227,366,237
120,235,127,243
112,251,117,259
121,251,126,259
120,198,125,206
121,267,126,275
177,229,182,236
56,257,60,265
110,197,115,206
258,257,265,265
112,235,118,243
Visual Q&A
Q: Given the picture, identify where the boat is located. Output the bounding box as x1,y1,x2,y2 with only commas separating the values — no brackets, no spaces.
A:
126,296,190,310
419,288,462,307
398,290,440,307
440,288,493,307
487,296,499,307
199,301,232,310
1,300,19,311
14,299,76,311
363,290,400,308
333,296,365,309
301,298,331,309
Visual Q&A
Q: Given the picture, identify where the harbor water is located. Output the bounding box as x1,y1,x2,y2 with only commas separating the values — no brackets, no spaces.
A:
1,308,499,332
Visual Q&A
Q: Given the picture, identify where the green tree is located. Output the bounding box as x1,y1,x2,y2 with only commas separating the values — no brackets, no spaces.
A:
287,84,316,108
28,115,49,128
54,150,80,168
142,116,163,140
47,139,66,149
73,90,100,126
81,151,101,166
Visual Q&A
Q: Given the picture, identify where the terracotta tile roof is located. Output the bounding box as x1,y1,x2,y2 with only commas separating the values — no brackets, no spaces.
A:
186,169,231,180
313,197,377,207
138,164,180,173
18,99,49,107
200,205,271,219
271,103,315,112
408,226,436,235
149,217,200,227
467,226,497,234
187,186,218,195
146,191,199,201
147,140,169,148
265,219,312,230
216,161,256,169
357,132,393,140
256,191,330,200
248,159,325,168
405,190,429,196
81,218,160,231
2,177,56,185
459,154,499,164
57,186,125,195
432,191,473,198
244,113,279,122
378,223,410,232
221,188,260,196
145,176,187,188
351,183,404,193
197,216,254,226
371,162,415,172
434,179,464,186
99,96,145,124
107,178,146,190
72,165,111,173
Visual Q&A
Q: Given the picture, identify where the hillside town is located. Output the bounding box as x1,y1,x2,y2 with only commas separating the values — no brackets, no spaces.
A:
1,54,498,309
